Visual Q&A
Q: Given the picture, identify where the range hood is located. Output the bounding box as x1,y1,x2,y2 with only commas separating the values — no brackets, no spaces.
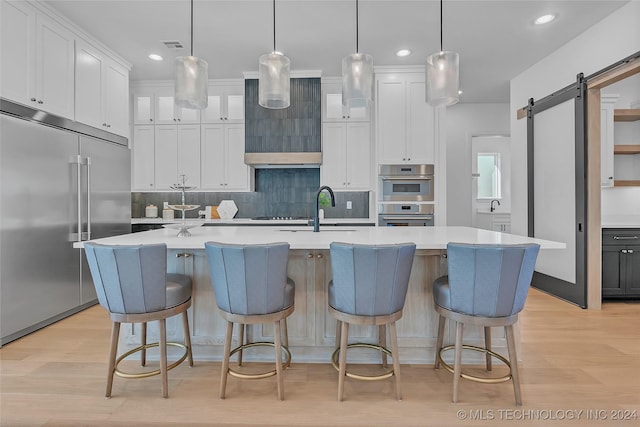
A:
244,152,322,167
244,77,321,168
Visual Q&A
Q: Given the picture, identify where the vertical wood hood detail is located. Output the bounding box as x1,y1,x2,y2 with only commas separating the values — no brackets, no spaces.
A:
244,78,322,167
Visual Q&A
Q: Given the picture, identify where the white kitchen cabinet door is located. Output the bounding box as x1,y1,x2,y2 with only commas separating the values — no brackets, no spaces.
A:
224,124,248,190
35,13,75,119
1,3,74,118
200,125,226,189
177,125,201,188
202,82,244,124
1,0,35,107
377,73,435,165
322,122,371,190
155,87,200,124
200,124,248,190
132,125,155,190
321,122,347,188
75,41,104,129
407,79,435,164
75,40,129,137
345,122,372,189
133,89,155,124
154,125,179,189
104,60,129,137
377,79,407,163
322,80,369,122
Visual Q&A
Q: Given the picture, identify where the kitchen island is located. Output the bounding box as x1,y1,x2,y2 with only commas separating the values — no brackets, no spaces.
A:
75,226,564,363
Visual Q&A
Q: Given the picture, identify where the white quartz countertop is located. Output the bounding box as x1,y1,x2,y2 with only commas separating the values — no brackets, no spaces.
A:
601,215,640,229
75,226,565,250
131,218,374,225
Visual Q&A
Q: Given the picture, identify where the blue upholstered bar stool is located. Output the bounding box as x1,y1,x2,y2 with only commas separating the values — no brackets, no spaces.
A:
205,242,294,400
328,242,416,401
84,243,194,398
433,243,540,405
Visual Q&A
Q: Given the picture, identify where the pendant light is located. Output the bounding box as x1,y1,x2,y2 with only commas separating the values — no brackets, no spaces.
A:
259,0,290,109
175,0,208,110
342,0,373,109
425,0,459,107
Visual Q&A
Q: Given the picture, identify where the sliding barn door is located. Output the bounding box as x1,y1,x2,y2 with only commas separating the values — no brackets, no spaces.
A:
527,75,587,307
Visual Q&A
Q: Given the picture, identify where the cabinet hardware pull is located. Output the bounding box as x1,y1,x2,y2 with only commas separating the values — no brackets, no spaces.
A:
316,254,323,259
30,97,36,102
613,236,638,240
149,118,153,122
622,249,628,254
176,253,192,258
38,100,43,104
307,253,313,258
629,249,634,254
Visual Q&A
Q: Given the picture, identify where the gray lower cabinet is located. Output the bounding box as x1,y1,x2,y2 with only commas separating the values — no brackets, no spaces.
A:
602,228,640,298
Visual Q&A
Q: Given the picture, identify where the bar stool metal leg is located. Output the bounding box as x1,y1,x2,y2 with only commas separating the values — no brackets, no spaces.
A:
159,318,168,398
237,324,245,366
435,315,445,370
452,321,464,403
337,321,349,402
182,311,194,367
106,322,120,398
484,327,492,371
506,325,522,405
220,321,233,399
274,320,284,400
379,325,388,368
389,322,402,400
141,322,147,366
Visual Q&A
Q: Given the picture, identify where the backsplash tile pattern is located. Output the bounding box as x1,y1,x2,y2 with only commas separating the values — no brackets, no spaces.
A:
244,78,321,153
132,169,369,219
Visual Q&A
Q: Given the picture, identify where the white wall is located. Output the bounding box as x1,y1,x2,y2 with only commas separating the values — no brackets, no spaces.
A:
510,1,640,235
446,103,509,225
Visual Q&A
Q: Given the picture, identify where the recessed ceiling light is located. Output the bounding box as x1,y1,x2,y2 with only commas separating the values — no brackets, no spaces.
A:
148,54,163,61
396,49,411,57
535,14,556,25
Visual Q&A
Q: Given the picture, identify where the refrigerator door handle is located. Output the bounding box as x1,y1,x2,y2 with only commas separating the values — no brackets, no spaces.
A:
84,156,92,241
70,155,83,242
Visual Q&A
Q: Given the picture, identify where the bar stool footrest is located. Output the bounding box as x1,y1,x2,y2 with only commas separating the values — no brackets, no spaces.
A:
438,344,512,384
227,341,291,380
115,342,188,379
331,343,395,380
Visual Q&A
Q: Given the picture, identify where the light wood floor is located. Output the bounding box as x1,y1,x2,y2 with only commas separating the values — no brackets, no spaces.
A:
1,289,639,427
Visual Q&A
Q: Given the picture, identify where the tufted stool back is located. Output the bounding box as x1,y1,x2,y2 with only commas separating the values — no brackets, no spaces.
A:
329,242,416,317
433,243,540,318
205,242,293,316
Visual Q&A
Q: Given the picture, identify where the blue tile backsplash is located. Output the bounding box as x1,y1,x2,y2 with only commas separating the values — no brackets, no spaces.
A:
132,169,369,219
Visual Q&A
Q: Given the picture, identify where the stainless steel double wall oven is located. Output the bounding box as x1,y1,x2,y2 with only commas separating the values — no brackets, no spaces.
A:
378,164,435,226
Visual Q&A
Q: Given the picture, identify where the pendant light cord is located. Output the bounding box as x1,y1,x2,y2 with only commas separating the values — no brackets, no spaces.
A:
356,0,359,53
440,0,443,52
190,0,194,56
273,0,276,52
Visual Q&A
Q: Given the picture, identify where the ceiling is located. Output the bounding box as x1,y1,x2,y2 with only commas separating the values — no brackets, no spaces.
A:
43,0,629,103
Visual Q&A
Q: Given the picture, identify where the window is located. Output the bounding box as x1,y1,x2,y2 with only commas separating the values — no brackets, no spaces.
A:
477,153,501,199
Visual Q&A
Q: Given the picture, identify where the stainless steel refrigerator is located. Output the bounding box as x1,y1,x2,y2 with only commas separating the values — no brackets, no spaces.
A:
0,99,131,345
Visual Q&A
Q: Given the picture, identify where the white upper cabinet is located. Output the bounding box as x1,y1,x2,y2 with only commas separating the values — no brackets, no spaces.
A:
154,124,201,189
201,81,245,124
132,125,155,190
201,123,249,190
322,121,371,190
75,39,129,137
133,88,155,124
155,87,201,124
1,1,74,119
376,72,435,164
322,79,369,122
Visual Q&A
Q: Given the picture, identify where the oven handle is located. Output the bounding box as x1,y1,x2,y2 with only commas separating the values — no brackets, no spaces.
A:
381,215,434,220
380,176,433,181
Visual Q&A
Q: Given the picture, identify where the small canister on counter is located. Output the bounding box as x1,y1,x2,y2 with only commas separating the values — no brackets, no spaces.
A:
145,204,158,218
162,203,174,220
